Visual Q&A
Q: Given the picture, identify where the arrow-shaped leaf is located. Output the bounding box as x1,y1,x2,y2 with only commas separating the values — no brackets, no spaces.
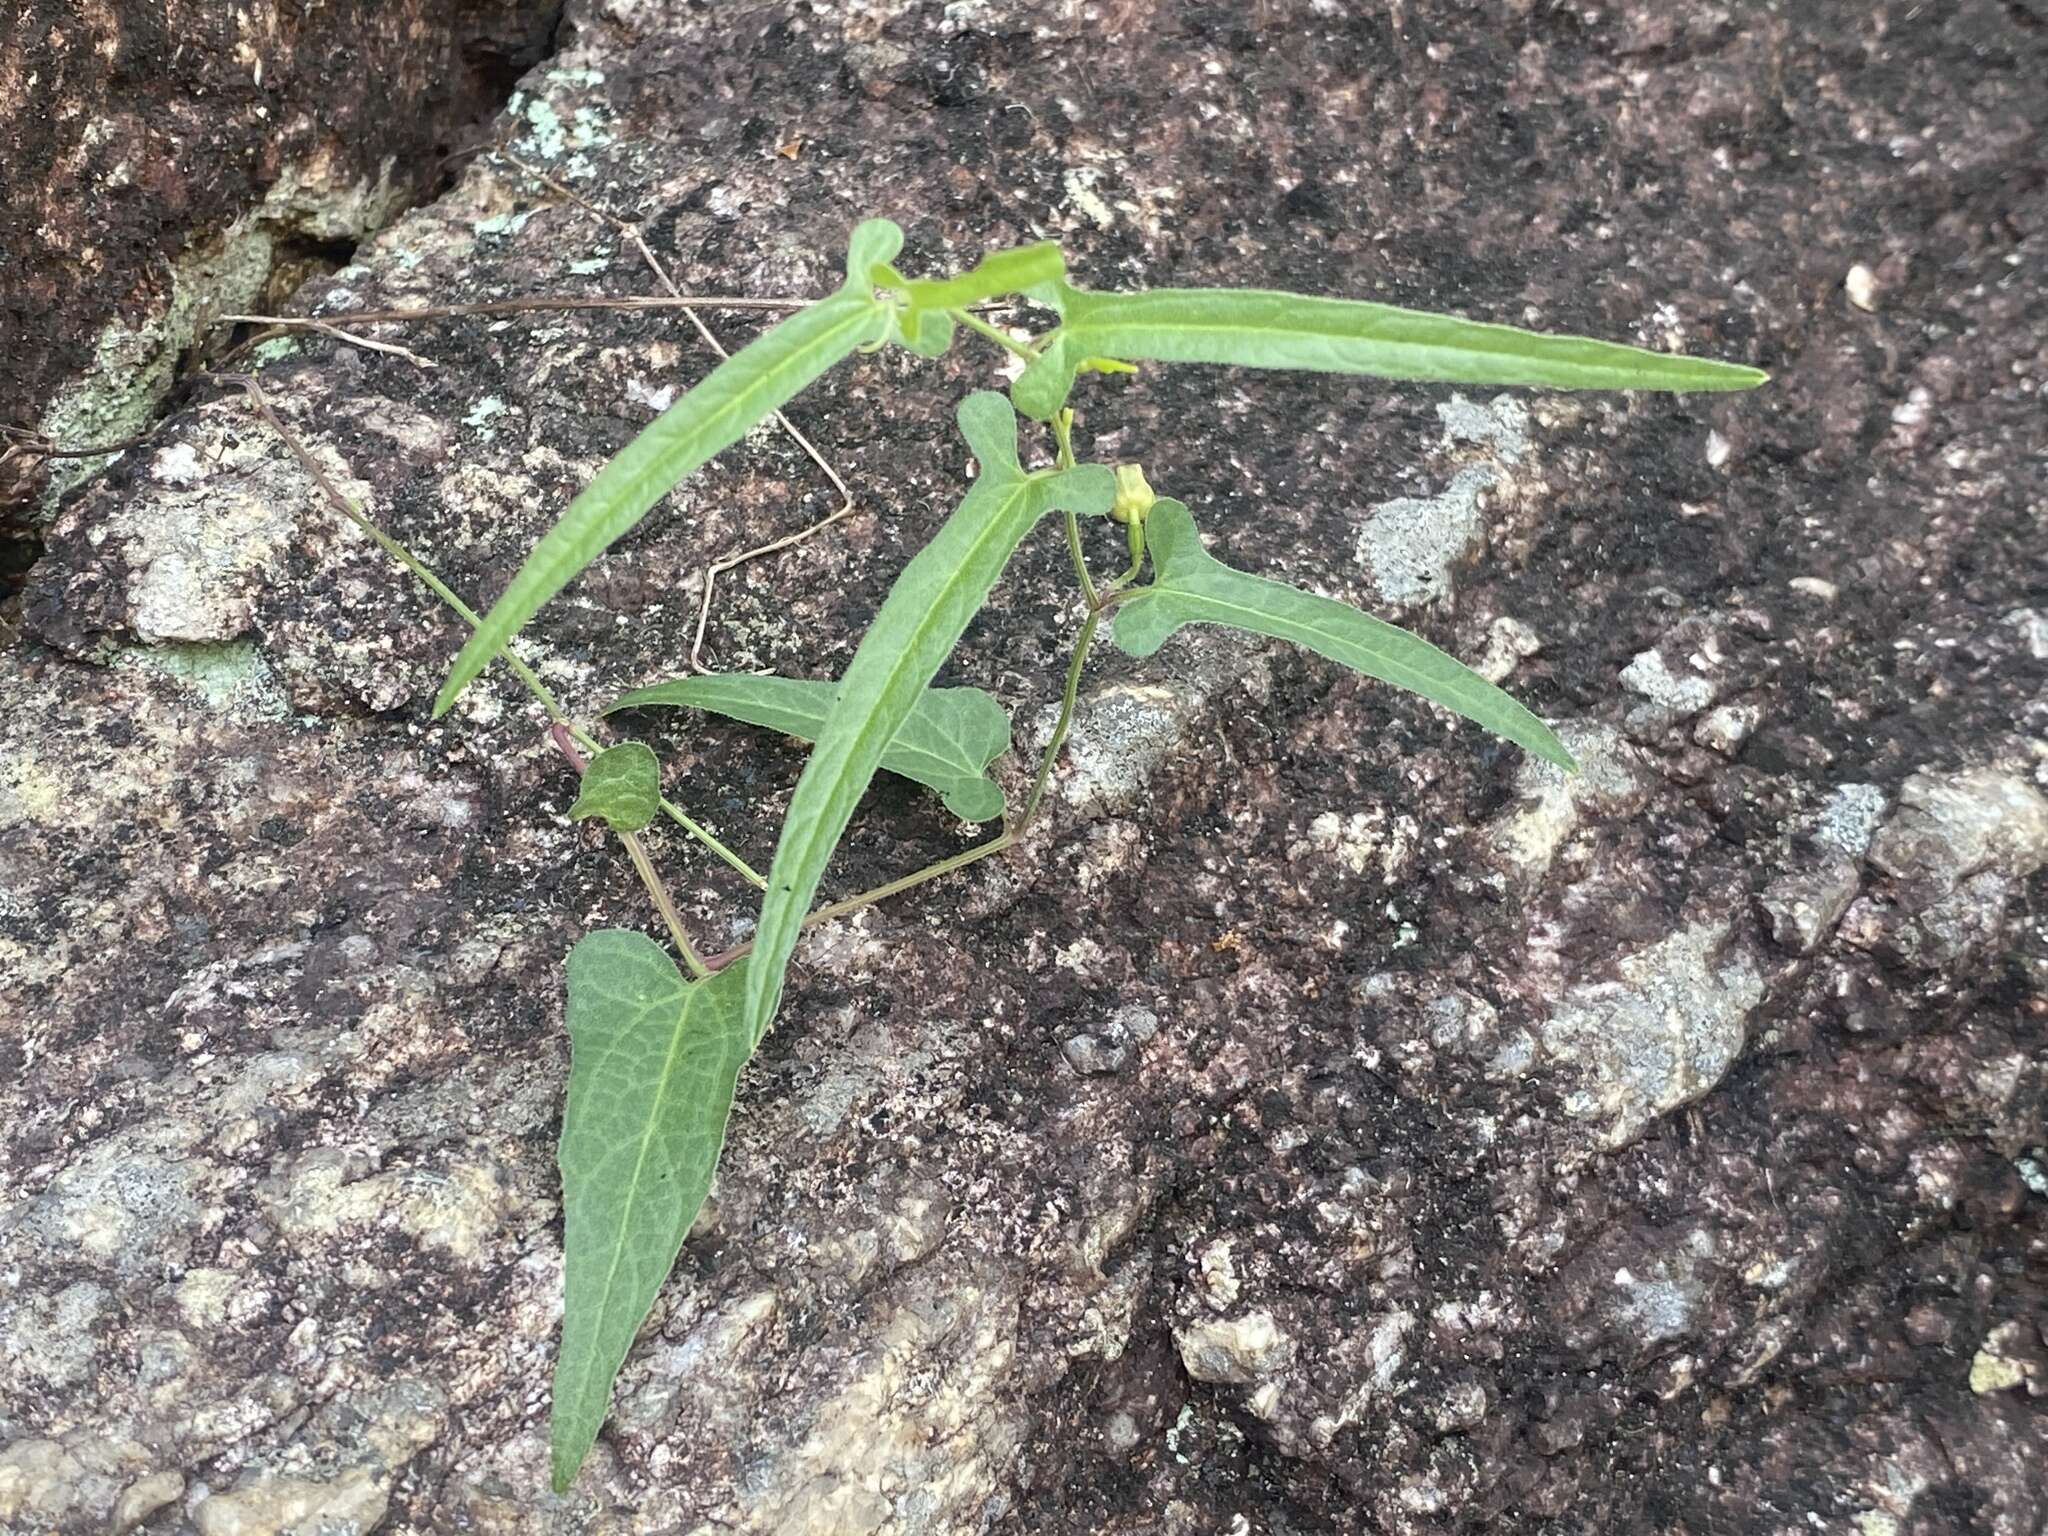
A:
552,934,755,1492
607,674,1012,822
877,241,1067,359
1114,500,1574,770
566,741,662,831
878,241,1065,311
435,220,904,715
741,393,1114,1049
1011,279,1767,421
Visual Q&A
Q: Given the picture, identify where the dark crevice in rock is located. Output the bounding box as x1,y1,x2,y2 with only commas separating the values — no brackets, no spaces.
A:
0,0,568,599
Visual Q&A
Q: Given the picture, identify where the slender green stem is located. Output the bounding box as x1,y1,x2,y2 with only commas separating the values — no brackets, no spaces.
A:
1062,506,1101,611
702,557,1115,968
948,307,1042,362
655,800,767,889
551,723,711,978
1105,517,1147,594
796,832,1017,934
1050,408,1077,469
346,520,568,713
622,831,711,978
1021,607,1104,829
1068,498,1148,609
234,375,578,721
702,829,1016,970
1050,410,1102,607
1095,582,1147,613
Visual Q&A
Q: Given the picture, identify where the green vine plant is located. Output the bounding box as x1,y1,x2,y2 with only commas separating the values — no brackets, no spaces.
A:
378,219,1767,1489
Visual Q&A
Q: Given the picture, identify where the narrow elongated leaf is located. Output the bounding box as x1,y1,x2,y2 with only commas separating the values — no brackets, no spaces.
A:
552,935,754,1492
567,741,661,831
434,220,904,715
1114,500,1575,770
1011,280,1767,420
741,394,1115,1048
607,674,1012,822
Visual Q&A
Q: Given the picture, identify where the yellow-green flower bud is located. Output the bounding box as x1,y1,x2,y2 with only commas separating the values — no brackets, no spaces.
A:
1111,463,1156,526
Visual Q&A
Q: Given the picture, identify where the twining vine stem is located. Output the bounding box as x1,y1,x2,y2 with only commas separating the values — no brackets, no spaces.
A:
946,306,1042,363
252,369,733,973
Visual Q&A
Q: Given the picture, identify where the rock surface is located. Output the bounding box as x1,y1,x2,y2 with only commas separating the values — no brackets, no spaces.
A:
0,0,562,523
4,1,2046,1533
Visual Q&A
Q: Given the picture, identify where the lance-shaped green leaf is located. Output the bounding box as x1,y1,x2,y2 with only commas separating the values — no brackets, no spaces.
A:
1010,279,1768,420
434,220,905,716
1114,500,1574,770
566,740,662,831
741,394,1114,1048
552,935,755,1492
607,674,1012,822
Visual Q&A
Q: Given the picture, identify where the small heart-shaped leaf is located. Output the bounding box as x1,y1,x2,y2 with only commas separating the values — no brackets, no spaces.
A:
568,741,662,831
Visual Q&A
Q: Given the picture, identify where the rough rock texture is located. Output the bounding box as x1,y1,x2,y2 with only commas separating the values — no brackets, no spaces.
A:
5,1,2046,1533
0,0,563,522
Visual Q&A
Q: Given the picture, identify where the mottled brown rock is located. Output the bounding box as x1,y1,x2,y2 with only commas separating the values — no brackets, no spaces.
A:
3,1,2045,1533
0,0,561,516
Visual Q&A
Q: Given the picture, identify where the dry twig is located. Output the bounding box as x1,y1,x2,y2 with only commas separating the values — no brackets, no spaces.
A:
495,151,861,674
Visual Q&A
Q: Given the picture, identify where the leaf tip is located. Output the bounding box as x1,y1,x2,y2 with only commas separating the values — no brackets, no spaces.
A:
434,639,492,718
1693,360,1769,393
1518,720,1577,773
955,389,1022,472
1704,363,1769,392
549,1416,592,1495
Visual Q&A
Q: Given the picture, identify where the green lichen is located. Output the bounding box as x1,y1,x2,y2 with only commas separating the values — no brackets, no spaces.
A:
505,82,614,168
35,224,276,517
113,639,290,722
463,397,511,439
517,97,568,160
474,210,535,239
32,155,414,521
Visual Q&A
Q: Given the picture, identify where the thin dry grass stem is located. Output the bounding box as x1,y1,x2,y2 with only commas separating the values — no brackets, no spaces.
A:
495,152,861,676
224,292,811,353
222,314,439,368
1,423,164,463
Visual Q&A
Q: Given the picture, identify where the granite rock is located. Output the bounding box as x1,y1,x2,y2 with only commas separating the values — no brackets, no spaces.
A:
4,1,2045,1532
